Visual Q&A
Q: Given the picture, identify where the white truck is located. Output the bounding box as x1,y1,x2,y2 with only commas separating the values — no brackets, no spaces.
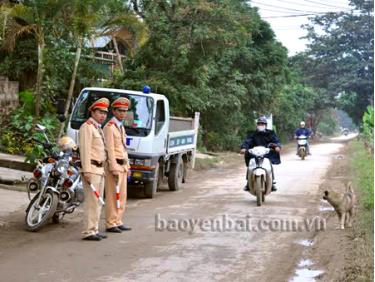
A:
66,87,199,198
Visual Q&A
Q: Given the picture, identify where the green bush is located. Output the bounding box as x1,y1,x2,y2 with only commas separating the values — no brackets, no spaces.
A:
317,109,339,136
19,90,35,114
0,106,59,163
350,141,374,210
204,131,242,152
362,106,374,151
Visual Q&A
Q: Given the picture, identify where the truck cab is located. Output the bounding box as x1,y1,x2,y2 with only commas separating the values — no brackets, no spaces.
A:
67,87,199,198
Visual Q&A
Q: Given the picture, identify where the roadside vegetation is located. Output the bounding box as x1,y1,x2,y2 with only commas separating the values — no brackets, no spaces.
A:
346,140,374,281
343,107,374,281
0,0,372,161
194,155,220,171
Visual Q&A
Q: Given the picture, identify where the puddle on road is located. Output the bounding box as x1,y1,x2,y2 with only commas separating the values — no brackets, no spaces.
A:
289,268,324,282
319,206,334,212
319,199,335,212
298,259,313,267
0,220,8,227
296,239,314,247
291,241,324,281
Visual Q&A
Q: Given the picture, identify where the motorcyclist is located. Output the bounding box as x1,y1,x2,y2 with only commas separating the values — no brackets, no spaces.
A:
240,116,282,192
294,121,312,155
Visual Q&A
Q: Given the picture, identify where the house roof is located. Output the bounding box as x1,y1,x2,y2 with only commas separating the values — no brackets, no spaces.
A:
84,36,112,48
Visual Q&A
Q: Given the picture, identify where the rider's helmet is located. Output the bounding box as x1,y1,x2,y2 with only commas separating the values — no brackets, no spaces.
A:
300,121,306,127
58,136,77,152
256,116,268,124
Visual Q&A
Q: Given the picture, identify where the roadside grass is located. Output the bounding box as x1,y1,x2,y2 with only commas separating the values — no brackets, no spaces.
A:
193,156,220,170
348,140,374,281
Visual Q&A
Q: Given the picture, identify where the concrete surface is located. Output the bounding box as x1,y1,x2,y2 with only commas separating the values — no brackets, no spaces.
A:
0,141,346,282
0,152,34,172
0,167,32,184
0,189,28,225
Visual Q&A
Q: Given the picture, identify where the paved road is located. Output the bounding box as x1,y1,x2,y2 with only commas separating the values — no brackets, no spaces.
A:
0,142,345,282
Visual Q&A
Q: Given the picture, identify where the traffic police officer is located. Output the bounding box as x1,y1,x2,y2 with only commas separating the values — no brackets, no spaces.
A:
103,97,132,233
79,98,109,241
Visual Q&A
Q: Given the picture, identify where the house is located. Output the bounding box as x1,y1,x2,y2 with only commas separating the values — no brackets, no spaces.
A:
85,27,137,76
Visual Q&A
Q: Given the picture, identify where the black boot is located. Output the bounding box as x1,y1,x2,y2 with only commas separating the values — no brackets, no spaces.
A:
271,181,277,192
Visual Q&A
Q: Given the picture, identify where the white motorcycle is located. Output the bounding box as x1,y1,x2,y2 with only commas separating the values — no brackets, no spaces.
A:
297,135,308,160
25,124,84,231
247,145,275,206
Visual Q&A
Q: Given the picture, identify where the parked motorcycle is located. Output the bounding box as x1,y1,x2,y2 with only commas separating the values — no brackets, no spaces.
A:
246,144,275,206
25,124,83,231
297,135,308,160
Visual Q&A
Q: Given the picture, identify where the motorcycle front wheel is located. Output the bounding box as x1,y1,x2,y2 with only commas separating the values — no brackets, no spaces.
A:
25,190,58,231
255,177,263,207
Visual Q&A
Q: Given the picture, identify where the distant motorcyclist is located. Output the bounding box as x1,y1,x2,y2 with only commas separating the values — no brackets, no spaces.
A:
294,121,312,155
240,116,282,192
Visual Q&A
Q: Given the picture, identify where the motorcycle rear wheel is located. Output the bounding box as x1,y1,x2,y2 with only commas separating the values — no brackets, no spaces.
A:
299,148,306,160
25,191,58,232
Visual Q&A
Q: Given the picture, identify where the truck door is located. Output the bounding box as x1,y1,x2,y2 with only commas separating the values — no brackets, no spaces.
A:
153,99,168,155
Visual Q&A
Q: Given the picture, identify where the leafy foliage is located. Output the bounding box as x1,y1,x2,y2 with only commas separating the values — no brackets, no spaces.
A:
299,0,373,124
0,104,59,162
350,141,374,210
316,109,339,136
361,106,374,151
111,0,291,150
1,0,369,154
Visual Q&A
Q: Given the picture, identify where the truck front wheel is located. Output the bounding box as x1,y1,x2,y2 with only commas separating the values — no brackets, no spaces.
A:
168,156,184,191
144,163,159,198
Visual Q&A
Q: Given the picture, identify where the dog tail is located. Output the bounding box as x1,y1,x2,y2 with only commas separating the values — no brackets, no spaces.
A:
347,181,353,193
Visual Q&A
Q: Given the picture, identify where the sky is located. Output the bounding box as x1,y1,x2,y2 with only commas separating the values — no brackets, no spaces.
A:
248,0,352,55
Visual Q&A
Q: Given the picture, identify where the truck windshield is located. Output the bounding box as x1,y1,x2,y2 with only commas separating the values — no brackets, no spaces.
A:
70,90,153,136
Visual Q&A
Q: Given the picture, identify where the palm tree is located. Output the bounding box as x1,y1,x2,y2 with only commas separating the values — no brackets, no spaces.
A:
58,0,149,137
1,0,66,119
102,12,149,74
0,4,11,42
57,0,109,138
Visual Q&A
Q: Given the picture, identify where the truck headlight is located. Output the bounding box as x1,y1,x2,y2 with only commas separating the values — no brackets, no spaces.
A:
134,159,152,166
134,159,144,166
130,158,153,170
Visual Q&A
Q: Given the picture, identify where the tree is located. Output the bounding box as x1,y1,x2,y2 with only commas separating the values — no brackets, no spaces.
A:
111,0,290,150
57,0,149,138
1,0,66,119
57,0,108,138
101,0,149,74
300,0,374,124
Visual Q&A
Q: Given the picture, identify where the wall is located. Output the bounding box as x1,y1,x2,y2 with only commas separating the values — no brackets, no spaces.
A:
0,76,19,116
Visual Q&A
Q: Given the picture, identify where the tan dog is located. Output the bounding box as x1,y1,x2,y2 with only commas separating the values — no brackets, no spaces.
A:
323,182,355,230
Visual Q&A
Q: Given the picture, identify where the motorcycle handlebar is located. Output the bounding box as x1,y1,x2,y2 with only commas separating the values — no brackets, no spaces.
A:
267,143,278,149
32,137,53,151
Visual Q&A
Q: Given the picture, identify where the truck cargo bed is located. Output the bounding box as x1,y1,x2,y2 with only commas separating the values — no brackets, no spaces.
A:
167,130,196,154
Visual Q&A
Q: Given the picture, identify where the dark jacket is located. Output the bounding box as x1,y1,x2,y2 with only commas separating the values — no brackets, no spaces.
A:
295,128,312,137
241,129,282,165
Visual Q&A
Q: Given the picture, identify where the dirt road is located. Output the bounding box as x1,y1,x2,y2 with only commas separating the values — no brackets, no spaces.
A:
0,141,346,282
